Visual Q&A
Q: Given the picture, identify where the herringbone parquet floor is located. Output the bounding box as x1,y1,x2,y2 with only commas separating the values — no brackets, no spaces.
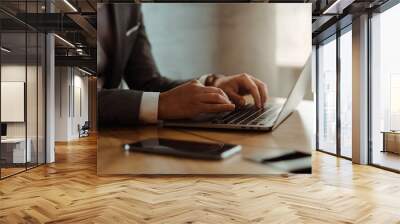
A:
1,135,400,224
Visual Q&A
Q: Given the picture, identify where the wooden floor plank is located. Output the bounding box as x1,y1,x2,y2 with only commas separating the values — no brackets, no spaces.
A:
0,135,399,223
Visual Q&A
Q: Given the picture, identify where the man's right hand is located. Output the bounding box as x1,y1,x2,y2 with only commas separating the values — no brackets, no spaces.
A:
158,80,235,120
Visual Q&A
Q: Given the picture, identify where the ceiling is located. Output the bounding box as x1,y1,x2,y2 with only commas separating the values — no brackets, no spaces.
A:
1,0,97,72
0,0,394,74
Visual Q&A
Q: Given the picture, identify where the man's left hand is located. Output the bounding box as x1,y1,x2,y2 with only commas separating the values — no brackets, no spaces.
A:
212,73,268,108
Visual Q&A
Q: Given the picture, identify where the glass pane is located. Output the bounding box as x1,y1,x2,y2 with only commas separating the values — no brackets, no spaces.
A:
340,29,352,158
26,0,42,170
1,31,28,177
318,37,337,154
1,1,46,178
27,31,38,169
38,33,45,165
371,3,400,171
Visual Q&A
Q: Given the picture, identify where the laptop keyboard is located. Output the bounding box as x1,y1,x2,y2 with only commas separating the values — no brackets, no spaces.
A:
211,104,281,126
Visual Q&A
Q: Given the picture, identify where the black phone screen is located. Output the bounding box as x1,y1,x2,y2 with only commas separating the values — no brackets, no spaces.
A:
123,138,241,160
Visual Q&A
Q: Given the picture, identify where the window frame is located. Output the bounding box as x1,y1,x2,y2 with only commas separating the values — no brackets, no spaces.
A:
315,24,353,161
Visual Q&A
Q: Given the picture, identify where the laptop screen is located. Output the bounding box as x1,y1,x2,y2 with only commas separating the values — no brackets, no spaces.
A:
272,56,311,130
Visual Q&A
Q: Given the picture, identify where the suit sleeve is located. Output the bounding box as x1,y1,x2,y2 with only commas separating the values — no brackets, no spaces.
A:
98,89,143,128
123,11,187,92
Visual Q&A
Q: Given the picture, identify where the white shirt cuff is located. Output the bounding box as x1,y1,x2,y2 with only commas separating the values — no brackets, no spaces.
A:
139,92,160,124
198,74,211,85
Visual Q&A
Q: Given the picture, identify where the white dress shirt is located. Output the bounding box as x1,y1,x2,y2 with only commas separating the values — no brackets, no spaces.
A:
139,74,210,123
138,92,160,123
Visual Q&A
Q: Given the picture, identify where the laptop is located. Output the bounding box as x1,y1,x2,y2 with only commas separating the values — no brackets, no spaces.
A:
163,56,311,131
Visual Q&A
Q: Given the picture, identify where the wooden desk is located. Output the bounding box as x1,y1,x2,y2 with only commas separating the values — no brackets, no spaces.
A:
98,100,314,175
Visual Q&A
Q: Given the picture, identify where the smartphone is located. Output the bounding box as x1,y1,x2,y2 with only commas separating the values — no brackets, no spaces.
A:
244,148,311,173
123,138,241,160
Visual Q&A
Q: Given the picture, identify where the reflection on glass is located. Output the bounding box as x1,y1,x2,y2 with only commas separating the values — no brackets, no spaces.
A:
340,29,352,158
318,37,337,154
371,3,400,171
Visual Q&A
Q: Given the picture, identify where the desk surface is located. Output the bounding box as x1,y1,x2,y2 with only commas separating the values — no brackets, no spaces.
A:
98,100,314,175
1,138,27,143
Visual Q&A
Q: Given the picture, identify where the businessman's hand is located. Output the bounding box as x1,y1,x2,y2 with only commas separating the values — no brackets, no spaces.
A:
158,80,235,120
212,73,268,108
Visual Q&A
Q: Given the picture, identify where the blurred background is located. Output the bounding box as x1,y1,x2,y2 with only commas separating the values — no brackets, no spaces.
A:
142,4,312,99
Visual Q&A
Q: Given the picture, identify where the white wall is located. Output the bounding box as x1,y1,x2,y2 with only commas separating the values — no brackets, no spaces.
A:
55,67,69,141
1,65,26,139
54,67,89,141
142,3,312,99
1,65,42,137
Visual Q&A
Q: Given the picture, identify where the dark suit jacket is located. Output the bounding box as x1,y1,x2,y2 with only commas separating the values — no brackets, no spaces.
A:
98,4,184,127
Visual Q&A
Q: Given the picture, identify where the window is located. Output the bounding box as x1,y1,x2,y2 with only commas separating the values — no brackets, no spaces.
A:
390,74,400,130
317,36,337,154
316,25,353,159
370,2,400,171
339,28,352,158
